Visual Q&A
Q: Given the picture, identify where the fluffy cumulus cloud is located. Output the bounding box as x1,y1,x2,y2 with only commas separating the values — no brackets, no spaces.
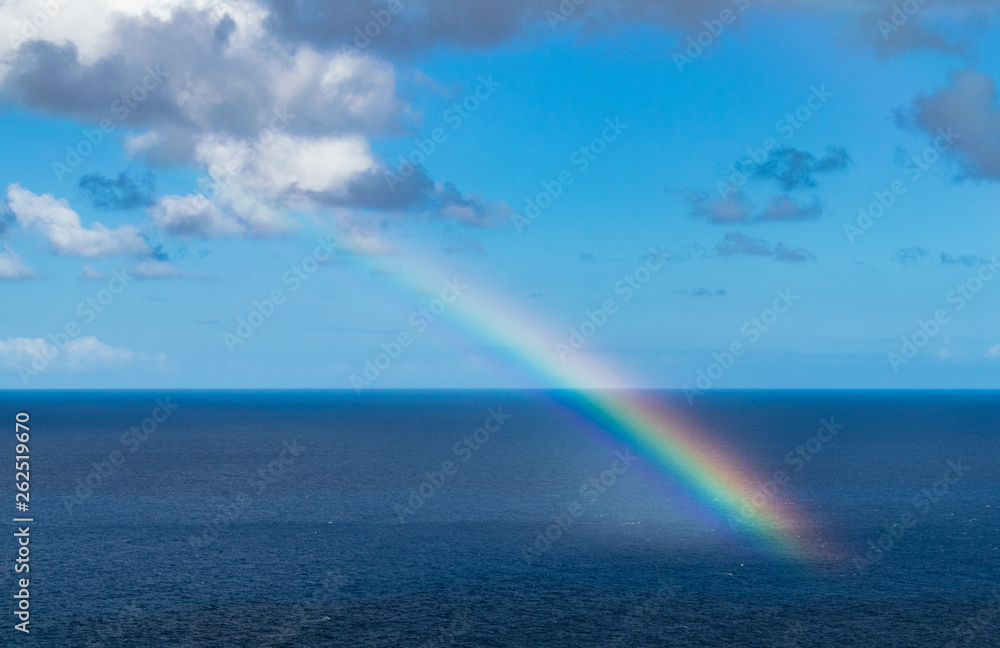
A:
149,194,245,238
0,0,513,246
0,336,165,373
152,128,509,237
191,131,384,225
6,184,149,257
906,69,1000,181
0,245,35,279
0,0,992,252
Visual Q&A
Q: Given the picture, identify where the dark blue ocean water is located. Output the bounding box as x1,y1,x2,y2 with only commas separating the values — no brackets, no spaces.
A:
2,390,999,647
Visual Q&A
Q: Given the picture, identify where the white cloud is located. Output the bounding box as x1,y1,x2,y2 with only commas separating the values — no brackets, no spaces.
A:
0,0,262,63
150,194,245,238
335,215,398,256
273,47,403,133
0,336,166,372
197,132,378,201
59,337,143,371
123,131,169,158
0,245,35,279
80,265,108,280
0,338,54,369
7,184,149,257
1,2,405,159
143,132,385,239
0,0,531,254
0,2,510,246
131,260,183,279
986,344,1000,359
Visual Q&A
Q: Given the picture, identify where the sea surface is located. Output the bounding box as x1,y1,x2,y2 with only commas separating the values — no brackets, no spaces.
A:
2,390,999,647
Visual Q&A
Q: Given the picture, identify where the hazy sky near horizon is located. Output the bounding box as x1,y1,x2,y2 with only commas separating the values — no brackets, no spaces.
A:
1,0,999,389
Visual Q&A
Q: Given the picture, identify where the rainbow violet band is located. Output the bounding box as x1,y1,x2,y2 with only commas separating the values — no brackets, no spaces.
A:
360,252,835,562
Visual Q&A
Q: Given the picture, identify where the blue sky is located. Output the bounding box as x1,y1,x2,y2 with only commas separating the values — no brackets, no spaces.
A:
1,0,999,389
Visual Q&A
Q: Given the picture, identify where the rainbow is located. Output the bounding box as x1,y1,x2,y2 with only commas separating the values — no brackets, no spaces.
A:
354,249,833,562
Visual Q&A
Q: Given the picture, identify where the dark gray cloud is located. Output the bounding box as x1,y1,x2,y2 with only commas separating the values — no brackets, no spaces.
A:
757,195,822,222
0,39,182,125
684,189,753,223
214,13,238,44
258,0,1000,58
261,0,732,55
303,166,439,212
264,0,537,53
851,10,968,59
432,183,510,228
904,68,1000,181
750,146,851,191
714,231,815,263
297,167,507,226
685,190,821,223
79,170,156,211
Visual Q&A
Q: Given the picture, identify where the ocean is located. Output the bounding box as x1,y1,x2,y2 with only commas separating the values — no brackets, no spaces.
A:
3,390,999,647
